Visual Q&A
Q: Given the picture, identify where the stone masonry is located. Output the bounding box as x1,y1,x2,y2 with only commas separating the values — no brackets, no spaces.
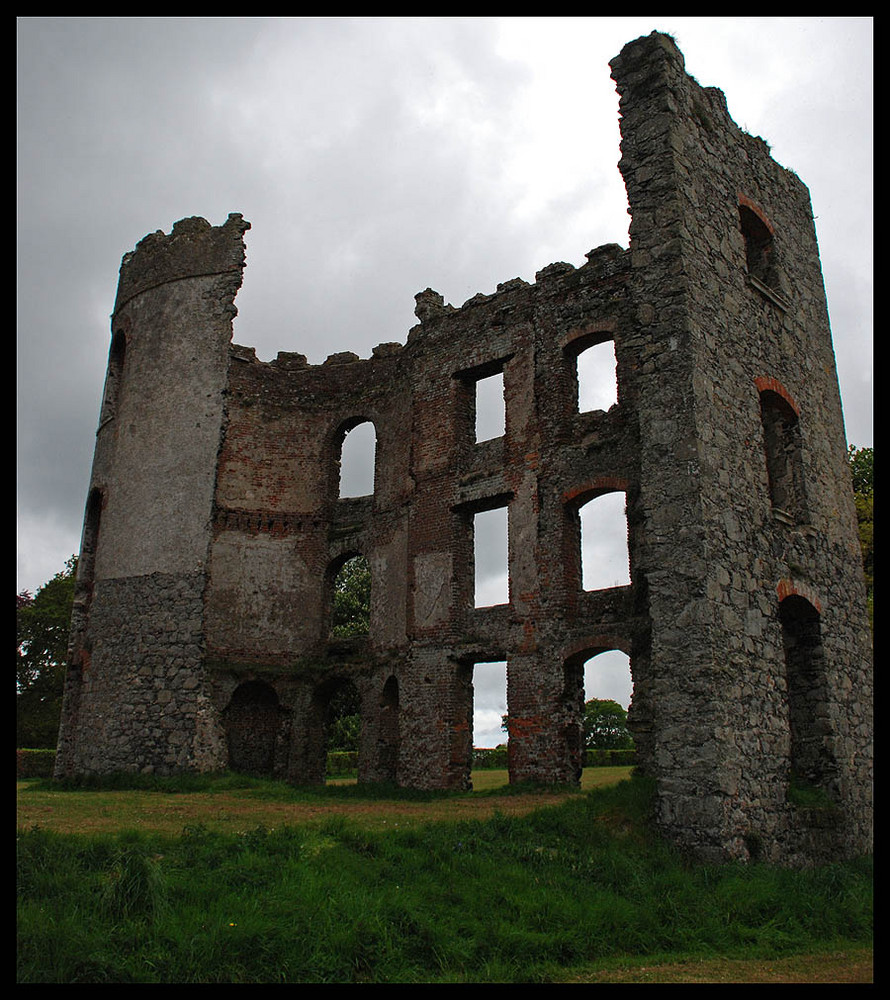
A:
56,33,872,864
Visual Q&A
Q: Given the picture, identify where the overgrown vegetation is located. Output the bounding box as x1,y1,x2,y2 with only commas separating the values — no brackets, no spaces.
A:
17,774,871,983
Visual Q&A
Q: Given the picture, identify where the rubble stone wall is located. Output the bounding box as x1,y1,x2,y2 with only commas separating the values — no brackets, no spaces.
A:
56,33,872,864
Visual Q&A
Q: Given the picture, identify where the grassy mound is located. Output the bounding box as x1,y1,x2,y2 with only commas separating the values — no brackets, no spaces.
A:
17,774,872,983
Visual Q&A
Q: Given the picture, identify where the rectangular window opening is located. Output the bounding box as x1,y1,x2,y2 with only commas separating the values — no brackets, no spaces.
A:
475,371,505,443
474,506,509,607
473,660,508,752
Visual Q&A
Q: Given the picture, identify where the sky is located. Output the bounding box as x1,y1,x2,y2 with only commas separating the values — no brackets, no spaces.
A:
17,17,873,747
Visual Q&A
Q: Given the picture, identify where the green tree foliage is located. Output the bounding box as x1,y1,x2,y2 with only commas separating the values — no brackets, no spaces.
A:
503,698,635,751
330,556,371,638
326,558,371,750
17,556,76,748
848,444,873,497
583,698,634,751
326,681,360,752
848,445,873,626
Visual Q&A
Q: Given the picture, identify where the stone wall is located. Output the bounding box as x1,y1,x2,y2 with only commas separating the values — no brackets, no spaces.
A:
56,33,872,864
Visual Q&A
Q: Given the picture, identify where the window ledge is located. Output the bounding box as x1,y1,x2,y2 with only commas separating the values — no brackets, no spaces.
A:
747,274,791,311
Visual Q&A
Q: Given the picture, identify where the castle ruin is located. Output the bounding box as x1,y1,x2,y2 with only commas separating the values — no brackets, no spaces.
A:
56,32,872,864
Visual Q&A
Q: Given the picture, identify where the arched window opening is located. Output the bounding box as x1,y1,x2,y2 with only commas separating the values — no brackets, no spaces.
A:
99,330,126,424
760,390,806,524
739,203,778,289
575,339,618,413
582,651,634,751
378,675,400,783
580,492,631,591
780,596,838,798
223,680,286,777
338,420,376,498
475,370,506,442
474,505,509,607
79,488,103,597
472,660,508,753
562,648,634,781
330,555,371,638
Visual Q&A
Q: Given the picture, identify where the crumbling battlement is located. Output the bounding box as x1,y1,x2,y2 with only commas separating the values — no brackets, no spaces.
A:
56,32,872,865
114,212,251,313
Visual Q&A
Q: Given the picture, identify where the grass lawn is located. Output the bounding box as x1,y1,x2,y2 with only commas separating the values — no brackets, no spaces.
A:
16,767,630,837
17,769,872,983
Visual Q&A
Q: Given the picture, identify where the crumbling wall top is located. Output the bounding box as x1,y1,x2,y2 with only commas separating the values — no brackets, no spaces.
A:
114,213,251,314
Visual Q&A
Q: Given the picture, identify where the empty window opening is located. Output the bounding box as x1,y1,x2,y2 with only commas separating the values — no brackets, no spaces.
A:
99,330,126,424
474,506,509,607
562,649,634,781
472,660,508,751
475,371,505,442
739,204,778,288
760,391,806,523
582,651,634,751
580,492,631,591
79,487,104,598
576,340,618,413
330,555,371,637
780,596,838,796
338,420,376,497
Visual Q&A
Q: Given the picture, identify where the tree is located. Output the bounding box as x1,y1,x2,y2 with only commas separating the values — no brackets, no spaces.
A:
326,681,361,752
330,555,371,638
502,698,635,750
848,445,873,627
848,444,873,497
583,698,634,751
17,556,77,748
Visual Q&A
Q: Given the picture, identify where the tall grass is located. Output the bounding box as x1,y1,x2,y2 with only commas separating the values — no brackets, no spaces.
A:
17,775,872,983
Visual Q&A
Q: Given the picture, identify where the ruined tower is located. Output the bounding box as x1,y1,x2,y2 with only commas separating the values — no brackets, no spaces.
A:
56,32,872,864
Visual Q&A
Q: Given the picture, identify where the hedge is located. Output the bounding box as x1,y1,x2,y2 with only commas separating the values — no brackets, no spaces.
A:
16,746,635,779
326,751,359,776
472,748,636,770
17,749,56,779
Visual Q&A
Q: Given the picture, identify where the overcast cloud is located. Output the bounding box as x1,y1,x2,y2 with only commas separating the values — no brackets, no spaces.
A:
17,18,873,744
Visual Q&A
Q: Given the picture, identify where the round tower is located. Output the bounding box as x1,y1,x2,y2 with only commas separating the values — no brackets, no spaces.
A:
55,214,250,777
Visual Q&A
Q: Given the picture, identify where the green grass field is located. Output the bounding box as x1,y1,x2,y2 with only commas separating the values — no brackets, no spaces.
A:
17,770,872,983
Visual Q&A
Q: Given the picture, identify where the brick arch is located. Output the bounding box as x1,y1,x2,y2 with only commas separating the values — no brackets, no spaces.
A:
563,476,629,509
776,578,822,615
561,319,617,354
754,376,800,417
562,634,633,668
737,193,775,234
